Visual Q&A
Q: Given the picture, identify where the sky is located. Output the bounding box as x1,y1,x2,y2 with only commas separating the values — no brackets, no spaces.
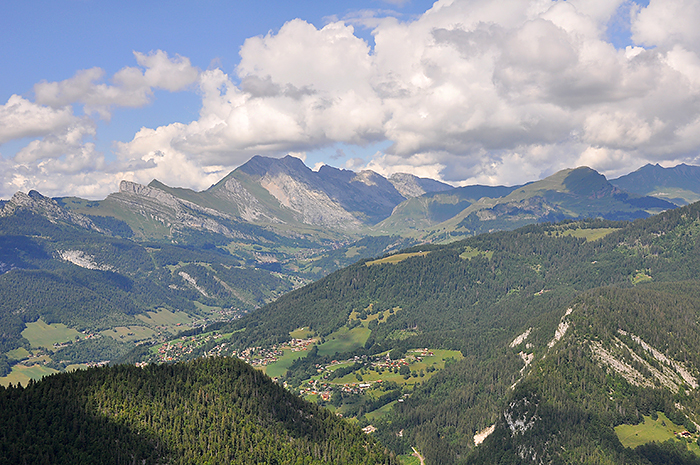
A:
2,0,700,200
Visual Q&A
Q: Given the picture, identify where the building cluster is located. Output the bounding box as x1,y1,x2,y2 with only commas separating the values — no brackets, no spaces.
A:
233,337,318,367
297,377,385,399
155,333,226,363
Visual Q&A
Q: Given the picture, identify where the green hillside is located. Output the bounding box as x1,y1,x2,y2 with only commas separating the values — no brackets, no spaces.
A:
611,163,700,206
469,282,700,464
421,167,675,242
0,357,397,464
4,161,700,463
192,200,700,463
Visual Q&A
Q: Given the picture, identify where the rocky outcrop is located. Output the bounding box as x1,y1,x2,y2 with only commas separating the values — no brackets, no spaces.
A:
1,190,101,232
388,173,452,198
112,181,249,239
210,176,280,223
259,171,363,230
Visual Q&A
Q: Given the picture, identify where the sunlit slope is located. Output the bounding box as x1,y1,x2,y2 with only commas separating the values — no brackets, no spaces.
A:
223,200,700,463
424,167,676,240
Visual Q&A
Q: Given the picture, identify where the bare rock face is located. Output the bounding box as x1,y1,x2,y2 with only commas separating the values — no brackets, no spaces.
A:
260,172,363,230
113,181,249,239
118,181,181,210
235,155,409,227
388,173,453,198
211,177,279,223
1,190,101,232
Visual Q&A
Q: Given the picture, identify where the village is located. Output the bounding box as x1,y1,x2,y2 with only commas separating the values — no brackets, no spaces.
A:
151,332,318,365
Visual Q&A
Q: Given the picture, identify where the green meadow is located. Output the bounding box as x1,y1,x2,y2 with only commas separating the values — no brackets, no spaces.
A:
365,251,430,266
136,308,193,331
263,349,309,379
317,326,371,356
615,412,700,454
0,364,59,387
21,319,82,349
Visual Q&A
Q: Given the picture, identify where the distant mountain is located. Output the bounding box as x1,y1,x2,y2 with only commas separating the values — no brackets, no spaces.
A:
7,158,695,246
387,172,453,198
611,163,700,206
6,156,700,463
2,190,103,233
373,184,519,235
53,156,453,241
420,166,676,240
0,157,692,389
214,200,700,464
0,166,419,384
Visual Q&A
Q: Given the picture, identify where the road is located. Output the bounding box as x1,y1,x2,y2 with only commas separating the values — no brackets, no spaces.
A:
411,446,425,465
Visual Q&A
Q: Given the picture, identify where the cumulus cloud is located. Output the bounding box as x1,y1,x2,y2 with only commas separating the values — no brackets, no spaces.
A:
33,50,198,118
632,0,700,52
0,50,201,198
0,95,78,144
5,0,700,198
116,0,700,190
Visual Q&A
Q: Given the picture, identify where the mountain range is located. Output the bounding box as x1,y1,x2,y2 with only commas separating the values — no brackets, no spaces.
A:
189,201,700,464
4,157,700,463
0,158,697,379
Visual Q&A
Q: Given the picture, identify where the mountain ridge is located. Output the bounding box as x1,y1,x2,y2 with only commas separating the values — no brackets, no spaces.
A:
611,163,700,205
200,199,700,463
4,162,700,462
2,158,693,245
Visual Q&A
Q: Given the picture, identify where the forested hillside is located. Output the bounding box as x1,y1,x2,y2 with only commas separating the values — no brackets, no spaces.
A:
0,198,414,385
468,281,700,464
186,200,700,464
5,160,700,463
0,356,397,464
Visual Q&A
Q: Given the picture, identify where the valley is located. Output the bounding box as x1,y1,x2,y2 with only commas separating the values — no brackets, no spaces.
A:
4,158,700,463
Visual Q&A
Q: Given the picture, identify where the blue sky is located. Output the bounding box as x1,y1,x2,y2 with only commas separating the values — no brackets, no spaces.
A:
2,0,699,199
1,1,430,163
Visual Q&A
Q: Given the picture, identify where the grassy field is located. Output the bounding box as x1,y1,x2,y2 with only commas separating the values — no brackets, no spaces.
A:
459,246,493,261
365,251,430,266
102,325,157,342
345,246,365,258
317,326,371,356
6,347,31,361
365,400,398,421
331,349,462,387
65,363,90,372
631,270,653,285
0,364,59,387
136,308,193,332
264,349,309,379
554,227,619,241
397,454,421,465
615,412,699,454
289,327,315,339
21,319,82,349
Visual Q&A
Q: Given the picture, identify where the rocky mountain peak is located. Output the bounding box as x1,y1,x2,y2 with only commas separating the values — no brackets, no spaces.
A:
388,173,453,198
563,167,619,198
119,180,181,210
1,190,100,231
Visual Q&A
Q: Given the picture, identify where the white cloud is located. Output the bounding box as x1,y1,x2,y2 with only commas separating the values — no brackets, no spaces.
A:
0,95,78,144
14,119,98,165
363,152,447,181
33,50,199,118
0,51,202,198
113,1,700,190
6,1,700,199
632,0,700,52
